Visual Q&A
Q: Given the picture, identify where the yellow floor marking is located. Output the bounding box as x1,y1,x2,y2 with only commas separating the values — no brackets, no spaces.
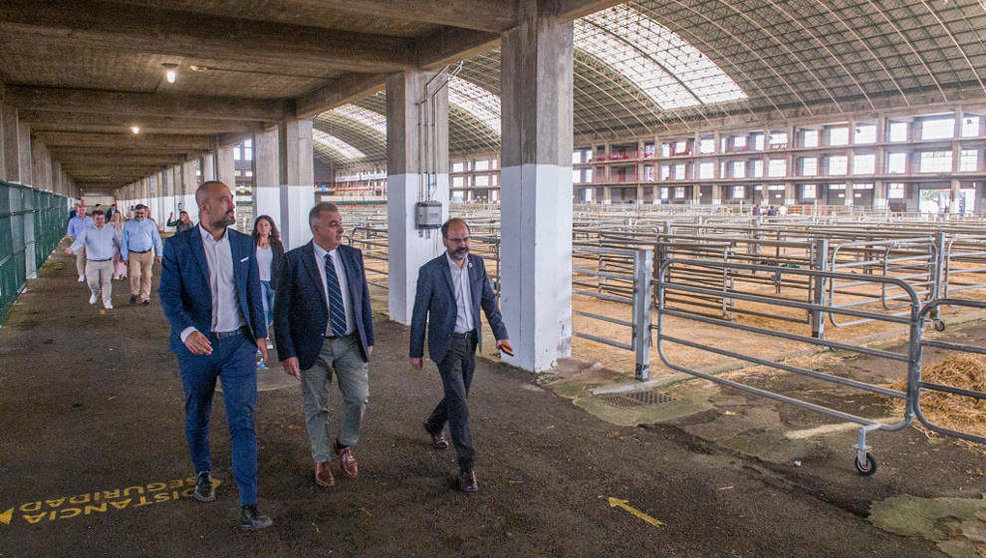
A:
0,507,12,525
608,497,666,528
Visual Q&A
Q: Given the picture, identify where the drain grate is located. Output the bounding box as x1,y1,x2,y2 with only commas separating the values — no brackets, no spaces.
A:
597,390,675,409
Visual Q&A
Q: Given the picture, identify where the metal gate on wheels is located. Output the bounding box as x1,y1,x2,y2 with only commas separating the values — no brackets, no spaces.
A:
654,258,986,475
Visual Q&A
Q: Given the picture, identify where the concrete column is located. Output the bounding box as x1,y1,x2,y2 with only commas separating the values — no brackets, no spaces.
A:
2,104,20,181
500,4,574,372
182,159,199,222
278,118,315,249
385,69,450,324
217,145,235,189
253,129,280,222
18,121,33,186
949,178,961,213
874,180,888,210
200,152,216,183
784,183,796,206
712,183,722,205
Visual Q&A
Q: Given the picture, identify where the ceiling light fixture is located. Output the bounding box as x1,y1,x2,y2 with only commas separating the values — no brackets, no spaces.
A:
131,125,141,134
162,63,178,84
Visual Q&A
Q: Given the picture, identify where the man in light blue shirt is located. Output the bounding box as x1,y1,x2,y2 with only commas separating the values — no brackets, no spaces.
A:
67,210,118,309
66,204,93,282
121,204,164,306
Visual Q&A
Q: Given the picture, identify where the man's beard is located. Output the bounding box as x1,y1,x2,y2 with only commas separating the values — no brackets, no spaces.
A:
450,247,469,260
212,210,235,228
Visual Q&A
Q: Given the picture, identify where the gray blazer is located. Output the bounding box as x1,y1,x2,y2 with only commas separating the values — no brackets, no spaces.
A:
409,252,508,364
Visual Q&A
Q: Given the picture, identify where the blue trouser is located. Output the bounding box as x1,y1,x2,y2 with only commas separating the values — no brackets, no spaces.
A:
177,332,259,506
259,281,275,327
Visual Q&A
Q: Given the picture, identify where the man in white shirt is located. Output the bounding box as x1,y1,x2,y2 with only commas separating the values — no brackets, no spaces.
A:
66,210,118,309
159,181,272,531
274,203,375,489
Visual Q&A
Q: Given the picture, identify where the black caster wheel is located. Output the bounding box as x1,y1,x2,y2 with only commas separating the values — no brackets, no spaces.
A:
855,452,877,476
933,320,946,332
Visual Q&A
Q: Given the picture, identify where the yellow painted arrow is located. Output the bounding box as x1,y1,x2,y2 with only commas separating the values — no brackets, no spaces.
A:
608,497,666,528
0,507,12,526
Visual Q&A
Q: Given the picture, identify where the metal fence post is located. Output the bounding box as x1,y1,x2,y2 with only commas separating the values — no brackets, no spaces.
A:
633,247,654,380
931,231,947,322
810,238,828,339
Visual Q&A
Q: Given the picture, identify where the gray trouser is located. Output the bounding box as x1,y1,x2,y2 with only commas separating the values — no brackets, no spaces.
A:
85,260,113,303
75,247,86,277
300,333,369,463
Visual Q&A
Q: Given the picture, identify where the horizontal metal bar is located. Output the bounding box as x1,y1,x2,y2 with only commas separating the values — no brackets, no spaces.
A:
573,289,632,305
919,381,986,400
573,309,632,328
920,339,986,355
573,331,633,351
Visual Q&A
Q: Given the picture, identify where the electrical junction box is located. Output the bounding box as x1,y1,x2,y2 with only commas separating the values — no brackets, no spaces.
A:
414,201,443,229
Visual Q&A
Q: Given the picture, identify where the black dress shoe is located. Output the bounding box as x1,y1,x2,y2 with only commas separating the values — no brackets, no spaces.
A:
140,299,150,306
129,295,137,305
424,421,449,450
193,471,215,502
240,505,273,531
459,469,478,493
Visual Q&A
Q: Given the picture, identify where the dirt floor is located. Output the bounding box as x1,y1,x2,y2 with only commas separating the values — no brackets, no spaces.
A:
0,243,981,557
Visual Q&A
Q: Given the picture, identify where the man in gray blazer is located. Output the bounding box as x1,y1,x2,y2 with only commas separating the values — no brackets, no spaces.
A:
409,218,512,493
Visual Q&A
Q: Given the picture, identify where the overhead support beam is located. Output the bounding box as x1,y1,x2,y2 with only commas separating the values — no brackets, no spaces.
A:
0,0,415,74
7,86,288,122
295,72,388,119
558,0,623,22
20,112,267,136
36,131,215,151
48,151,186,167
416,28,500,70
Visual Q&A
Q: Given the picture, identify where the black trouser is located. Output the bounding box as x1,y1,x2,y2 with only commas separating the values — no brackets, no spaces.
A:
425,331,477,471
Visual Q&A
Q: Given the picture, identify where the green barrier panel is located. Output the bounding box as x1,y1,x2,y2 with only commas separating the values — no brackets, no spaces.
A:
0,181,67,324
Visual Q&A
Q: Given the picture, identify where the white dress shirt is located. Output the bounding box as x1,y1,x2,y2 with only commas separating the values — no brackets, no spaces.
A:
313,243,355,336
180,225,245,342
256,246,273,282
447,254,474,334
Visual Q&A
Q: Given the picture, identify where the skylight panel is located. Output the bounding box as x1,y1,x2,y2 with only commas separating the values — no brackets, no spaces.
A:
576,5,745,110
312,129,365,161
448,77,501,134
331,104,387,135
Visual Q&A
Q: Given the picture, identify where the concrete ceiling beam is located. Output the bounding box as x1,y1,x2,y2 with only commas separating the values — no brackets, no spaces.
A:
295,72,389,119
7,86,288,121
37,131,215,151
0,0,415,74
21,112,267,136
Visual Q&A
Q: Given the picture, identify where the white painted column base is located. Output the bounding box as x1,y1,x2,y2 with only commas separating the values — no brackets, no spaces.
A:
254,186,281,225
500,163,572,372
279,184,315,251
386,173,449,325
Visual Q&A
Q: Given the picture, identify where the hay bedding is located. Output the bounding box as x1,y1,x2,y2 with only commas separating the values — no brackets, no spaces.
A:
891,355,986,438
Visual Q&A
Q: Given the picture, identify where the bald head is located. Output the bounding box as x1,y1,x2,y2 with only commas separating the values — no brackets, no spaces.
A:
196,181,235,231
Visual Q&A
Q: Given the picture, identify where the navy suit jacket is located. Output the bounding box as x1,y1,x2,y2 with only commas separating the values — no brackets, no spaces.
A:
159,226,268,355
274,241,374,370
410,252,508,364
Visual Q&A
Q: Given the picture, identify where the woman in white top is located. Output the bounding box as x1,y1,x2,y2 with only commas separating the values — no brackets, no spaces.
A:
110,212,128,280
252,215,285,336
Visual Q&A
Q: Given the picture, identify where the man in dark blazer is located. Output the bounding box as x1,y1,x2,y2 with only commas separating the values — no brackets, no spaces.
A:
410,218,512,493
159,181,272,531
275,202,374,489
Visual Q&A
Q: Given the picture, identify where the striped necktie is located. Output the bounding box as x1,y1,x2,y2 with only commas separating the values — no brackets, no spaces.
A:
324,253,347,337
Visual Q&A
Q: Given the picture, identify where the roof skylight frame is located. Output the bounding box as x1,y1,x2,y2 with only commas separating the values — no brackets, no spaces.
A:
312,129,366,161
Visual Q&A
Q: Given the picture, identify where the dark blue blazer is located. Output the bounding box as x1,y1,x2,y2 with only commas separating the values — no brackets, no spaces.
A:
410,252,508,364
159,226,268,355
274,241,374,370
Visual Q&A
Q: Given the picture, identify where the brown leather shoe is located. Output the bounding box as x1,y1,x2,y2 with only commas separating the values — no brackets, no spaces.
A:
338,445,358,478
315,461,335,487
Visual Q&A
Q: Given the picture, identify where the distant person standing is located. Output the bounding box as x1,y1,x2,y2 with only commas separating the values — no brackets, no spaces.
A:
752,204,762,217
109,212,128,281
159,180,272,531
121,204,163,306
167,210,195,233
66,210,118,309
66,204,93,282
409,218,512,493
251,215,284,343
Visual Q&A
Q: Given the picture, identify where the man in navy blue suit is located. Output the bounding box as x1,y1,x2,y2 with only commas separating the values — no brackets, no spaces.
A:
159,181,273,531
410,218,512,493
274,202,374,489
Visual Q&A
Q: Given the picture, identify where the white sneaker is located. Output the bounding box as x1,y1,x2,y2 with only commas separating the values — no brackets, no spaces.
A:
103,301,113,309
89,294,98,304
78,275,85,282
